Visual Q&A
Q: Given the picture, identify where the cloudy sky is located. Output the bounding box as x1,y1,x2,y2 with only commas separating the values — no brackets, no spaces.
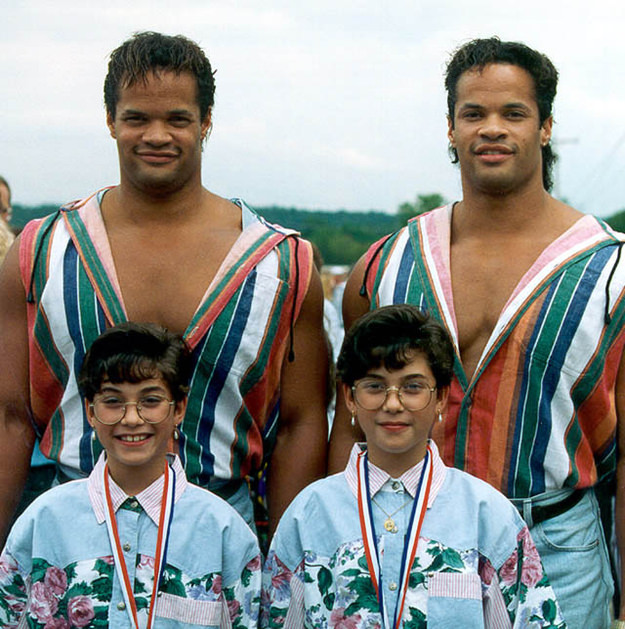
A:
2,0,624,217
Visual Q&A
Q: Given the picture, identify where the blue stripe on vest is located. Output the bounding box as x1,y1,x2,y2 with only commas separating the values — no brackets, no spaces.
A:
393,244,414,303
196,269,257,484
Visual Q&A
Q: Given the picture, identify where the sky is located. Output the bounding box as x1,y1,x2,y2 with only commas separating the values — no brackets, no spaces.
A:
2,0,625,217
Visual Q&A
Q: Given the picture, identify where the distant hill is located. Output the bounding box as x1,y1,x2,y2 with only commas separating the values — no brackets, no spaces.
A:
260,206,399,265
18,202,624,266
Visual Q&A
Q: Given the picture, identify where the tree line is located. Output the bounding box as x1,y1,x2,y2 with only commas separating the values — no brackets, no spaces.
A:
11,194,625,267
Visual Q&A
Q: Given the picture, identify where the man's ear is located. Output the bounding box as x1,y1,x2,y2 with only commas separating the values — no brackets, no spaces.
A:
447,115,455,148
107,112,116,139
540,115,553,147
200,111,212,142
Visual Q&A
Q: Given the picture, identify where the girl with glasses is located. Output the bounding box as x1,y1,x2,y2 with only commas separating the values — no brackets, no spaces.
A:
262,305,565,628
0,322,260,628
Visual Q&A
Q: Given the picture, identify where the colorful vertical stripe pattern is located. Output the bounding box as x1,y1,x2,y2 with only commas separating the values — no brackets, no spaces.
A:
19,191,312,487
365,206,625,499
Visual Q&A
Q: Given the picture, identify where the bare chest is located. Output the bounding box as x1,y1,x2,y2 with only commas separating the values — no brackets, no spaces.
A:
450,242,542,378
108,227,240,334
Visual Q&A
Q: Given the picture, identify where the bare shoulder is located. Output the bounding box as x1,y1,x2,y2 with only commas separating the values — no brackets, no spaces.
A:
342,255,370,330
550,197,585,229
202,191,243,230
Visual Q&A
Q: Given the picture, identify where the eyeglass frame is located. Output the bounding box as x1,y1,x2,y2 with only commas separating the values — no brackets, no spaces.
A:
89,396,176,425
351,381,437,411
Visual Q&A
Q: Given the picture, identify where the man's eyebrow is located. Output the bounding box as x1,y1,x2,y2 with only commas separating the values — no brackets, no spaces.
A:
502,101,533,110
458,101,533,111
168,108,194,115
119,108,145,116
458,102,483,110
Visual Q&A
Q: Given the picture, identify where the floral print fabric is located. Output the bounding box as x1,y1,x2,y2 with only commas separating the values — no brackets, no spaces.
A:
261,444,566,628
0,553,261,628
0,456,261,628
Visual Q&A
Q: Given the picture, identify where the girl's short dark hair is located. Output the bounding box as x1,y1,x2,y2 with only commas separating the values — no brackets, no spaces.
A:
337,305,454,388
78,322,191,402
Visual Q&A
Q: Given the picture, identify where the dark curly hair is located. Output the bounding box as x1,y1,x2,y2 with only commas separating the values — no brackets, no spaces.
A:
337,305,454,389
104,31,215,121
78,322,192,403
445,36,558,191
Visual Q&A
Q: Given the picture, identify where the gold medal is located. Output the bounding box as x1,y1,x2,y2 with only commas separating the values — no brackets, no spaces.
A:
374,495,413,534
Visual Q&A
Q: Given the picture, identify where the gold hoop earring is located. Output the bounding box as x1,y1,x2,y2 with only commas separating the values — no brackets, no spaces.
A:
350,410,356,428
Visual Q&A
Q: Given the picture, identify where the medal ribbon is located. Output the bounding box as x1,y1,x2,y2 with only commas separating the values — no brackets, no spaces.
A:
357,444,433,629
102,461,175,629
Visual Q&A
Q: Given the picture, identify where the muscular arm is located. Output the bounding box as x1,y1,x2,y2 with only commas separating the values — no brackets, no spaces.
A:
268,266,328,535
327,255,369,473
0,240,36,545
615,350,625,620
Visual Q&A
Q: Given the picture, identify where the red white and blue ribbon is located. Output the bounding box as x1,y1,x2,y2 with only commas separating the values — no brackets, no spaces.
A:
102,461,175,629
357,444,433,629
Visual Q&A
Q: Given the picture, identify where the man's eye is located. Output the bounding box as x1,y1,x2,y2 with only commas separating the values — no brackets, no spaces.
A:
170,116,191,126
123,115,145,124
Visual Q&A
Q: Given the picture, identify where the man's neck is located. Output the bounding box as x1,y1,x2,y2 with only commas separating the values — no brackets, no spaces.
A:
456,184,551,230
452,184,582,240
104,181,210,226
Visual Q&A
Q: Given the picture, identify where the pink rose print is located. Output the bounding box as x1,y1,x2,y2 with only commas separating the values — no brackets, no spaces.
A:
29,582,59,622
246,555,262,572
44,567,67,596
5,593,26,614
0,553,18,584
270,570,291,594
138,555,155,570
45,618,70,629
330,608,362,629
67,596,95,628
519,528,544,587
498,550,519,587
227,598,241,620
211,574,222,595
479,556,496,586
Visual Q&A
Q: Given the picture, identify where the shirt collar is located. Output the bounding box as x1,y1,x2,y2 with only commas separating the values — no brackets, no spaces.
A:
88,452,188,525
344,440,446,508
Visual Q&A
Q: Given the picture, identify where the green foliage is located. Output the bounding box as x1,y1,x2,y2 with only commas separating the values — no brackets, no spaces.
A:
604,208,625,232
404,607,427,629
260,206,399,267
397,193,445,224
11,203,60,230
11,196,450,267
